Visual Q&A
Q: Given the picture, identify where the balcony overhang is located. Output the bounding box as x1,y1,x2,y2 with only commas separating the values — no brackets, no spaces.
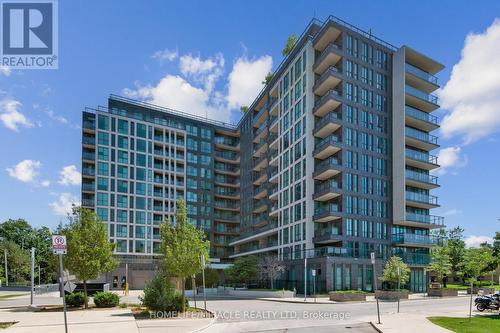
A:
229,228,278,246
313,95,342,117
393,219,443,230
314,24,342,51
314,51,342,75
405,136,439,152
313,212,342,223
405,156,440,171
313,143,341,159
405,91,439,113
405,114,439,132
314,119,341,138
313,188,341,201
405,199,440,210
313,72,342,96
404,46,444,75
405,71,439,94
313,167,341,181
405,178,439,190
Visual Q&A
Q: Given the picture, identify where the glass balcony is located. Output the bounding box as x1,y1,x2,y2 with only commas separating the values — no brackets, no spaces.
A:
405,213,444,226
214,212,240,222
82,167,95,176
405,169,438,185
214,200,239,210
314,180,341,201
83,120,95,130
82,152,95,161
405,85,438,104
313,89,342,117
82,136,95,145
303,246,374,260
405,148,438,165
313,43,342,73
82,199,94,207
406,63,438,85
215,150,238,161
313,135,341,157
405,105,438,125
215,163,239,174
215,136,239,147
313,204,341,222
314,110,342,137
396,253,431,266
313,66,342,94
314,157,341,180
392,233,437,246
215,187,239,197
406,191,438,206
405,127,438,145
82,183,94,192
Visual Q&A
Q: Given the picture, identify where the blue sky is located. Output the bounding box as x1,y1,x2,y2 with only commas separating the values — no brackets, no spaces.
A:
1,0,499,246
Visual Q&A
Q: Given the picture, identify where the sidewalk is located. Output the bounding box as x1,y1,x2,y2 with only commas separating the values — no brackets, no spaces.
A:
370,313,453,333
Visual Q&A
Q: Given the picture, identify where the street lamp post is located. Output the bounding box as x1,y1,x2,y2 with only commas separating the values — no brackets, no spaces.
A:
3,249,7,287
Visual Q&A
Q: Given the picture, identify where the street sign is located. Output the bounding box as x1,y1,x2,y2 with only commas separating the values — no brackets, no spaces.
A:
370,252,375,264
312,269,316,276
52,235,67,255
64,281,77,293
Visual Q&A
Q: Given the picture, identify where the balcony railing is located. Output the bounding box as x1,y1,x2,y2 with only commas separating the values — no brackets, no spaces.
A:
314,135,341,153
82,199,94,207
215,187,239,197
315,180,341,195
405,85,438,104
214,200,239,210
405,169,438,185
314,89,342,109
405,148,438,165
405,105,438,125
82,167,95,176
215,136,239,147
405,127,438,145
215,175,239,186
254,120,268,137
313,66,342,91
406,191,438,205
214,212,240,222
392,233,437,246
406,213,444,226
405,63,438,85
82,183,94,192
314,110,342,132
314,157,341,173
395,253,431,265
215,163,239,173
302,246,377,260
253,106,268,123
253,200,268,212
82,152,95,161
82,136,95,145
215,150,238,161
313,43,342,71
314,204,341,218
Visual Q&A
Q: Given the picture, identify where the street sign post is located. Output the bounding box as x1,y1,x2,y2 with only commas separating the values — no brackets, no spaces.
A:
312,269,316,303
201,255,207,311
397,266,401,313
30,247,35,306
52,235,68,333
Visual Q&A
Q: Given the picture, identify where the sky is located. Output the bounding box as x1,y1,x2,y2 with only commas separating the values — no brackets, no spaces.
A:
0,0,499,247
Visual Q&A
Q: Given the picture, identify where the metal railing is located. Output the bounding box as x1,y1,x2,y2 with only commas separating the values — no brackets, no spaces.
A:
313,43,342,72
405,127,438,145
405,148,438,165
406,213,444,226
405,169,438,185
392,233,438,246
405,105,438,125
313,66,342,92
405,85,438,104
405,63,438,85
406,191,439,205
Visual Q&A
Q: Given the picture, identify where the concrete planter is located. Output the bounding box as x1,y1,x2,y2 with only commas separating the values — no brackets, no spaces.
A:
375,290,409,300
467,287,496,295
227,289,294,298
427,288,458,297
329,292,367,302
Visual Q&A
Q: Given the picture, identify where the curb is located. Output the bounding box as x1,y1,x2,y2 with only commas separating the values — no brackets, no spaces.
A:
258,298,333,304
369,321,383,333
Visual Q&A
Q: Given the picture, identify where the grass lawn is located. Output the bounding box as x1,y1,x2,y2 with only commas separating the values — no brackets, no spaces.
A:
428,316,500,333
445,284,500,290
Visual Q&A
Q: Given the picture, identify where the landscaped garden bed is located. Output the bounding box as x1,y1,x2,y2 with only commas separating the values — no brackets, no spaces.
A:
329,291,367,302
427,288,458,297
375,290,409,300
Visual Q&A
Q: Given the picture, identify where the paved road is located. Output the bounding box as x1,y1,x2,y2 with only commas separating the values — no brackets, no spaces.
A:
196,296,473,332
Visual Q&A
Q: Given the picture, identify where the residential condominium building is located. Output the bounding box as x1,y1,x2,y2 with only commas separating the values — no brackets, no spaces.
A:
81,15,444,292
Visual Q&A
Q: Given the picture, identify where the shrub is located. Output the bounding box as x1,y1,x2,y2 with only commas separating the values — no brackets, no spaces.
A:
65,292,85,307
93,292,120,308
140,274,188,312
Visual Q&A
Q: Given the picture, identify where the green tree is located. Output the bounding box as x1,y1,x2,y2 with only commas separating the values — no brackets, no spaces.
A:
445,227,466,280
462,247,495,284
160,198,210,312
282,33,298,56
381,256,410,290
427,246,452,287
240,106,249,113
262,72,274,85
0,219,34,250
64,207,118,308
226,255,258,285
0,240,30,284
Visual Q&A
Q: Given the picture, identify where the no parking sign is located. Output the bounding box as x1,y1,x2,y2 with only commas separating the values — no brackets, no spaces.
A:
52,235,67,255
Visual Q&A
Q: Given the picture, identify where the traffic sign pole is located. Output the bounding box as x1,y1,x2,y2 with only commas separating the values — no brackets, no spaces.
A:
30,247,35,306
372,252,381,324
53,235,68,333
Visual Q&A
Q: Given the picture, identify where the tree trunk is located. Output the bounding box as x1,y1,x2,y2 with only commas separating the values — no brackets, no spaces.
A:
181,277,186,313
83,280,88,309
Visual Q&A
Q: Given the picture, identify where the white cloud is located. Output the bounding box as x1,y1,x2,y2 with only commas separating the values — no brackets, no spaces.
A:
179,53,224,92
124,51,273,123
440,19,500,143
0,98,34,131
44,108,68,124
6,160,41,183
442,208,462,216
50,192,79,216
58,165,81,186
41,180,50,188
226,55,273,109
435,146,467,175
465,235,493,248
152,48,178,63
0,65,11,76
